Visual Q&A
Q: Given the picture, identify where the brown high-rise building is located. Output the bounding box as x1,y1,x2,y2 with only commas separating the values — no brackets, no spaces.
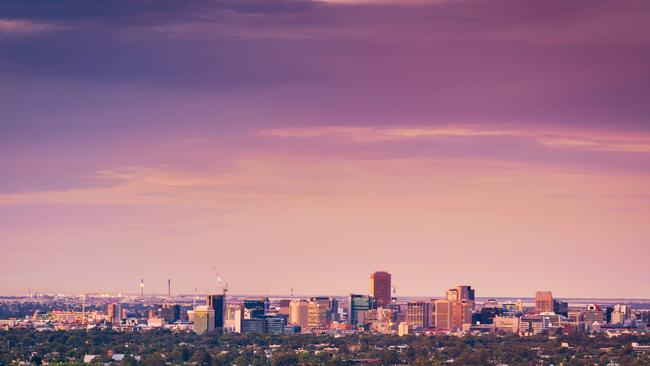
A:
435,299,471,330
434,299,452,330
535,291,553,314
370,271,392,308
406,301,430,330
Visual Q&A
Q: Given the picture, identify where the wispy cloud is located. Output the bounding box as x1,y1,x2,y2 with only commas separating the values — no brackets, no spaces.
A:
0,19,61,34
0,167,228,207
256,125,650,153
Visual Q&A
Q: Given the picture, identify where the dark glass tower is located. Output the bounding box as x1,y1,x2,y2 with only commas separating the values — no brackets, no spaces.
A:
206,294,225,329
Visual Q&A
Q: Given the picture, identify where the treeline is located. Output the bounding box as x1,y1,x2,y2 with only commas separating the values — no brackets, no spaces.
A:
1,329,649,366
0,302,104,319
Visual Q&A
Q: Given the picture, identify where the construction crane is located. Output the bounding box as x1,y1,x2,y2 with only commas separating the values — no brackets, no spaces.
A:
211,265,228,296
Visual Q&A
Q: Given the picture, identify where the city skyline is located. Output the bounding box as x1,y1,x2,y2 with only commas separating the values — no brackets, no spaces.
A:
2,0,650,298
4,276,650,301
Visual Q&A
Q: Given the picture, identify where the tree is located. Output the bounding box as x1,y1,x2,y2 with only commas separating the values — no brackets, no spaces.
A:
271,353,299,366
189,348,213,366
142,353,165,366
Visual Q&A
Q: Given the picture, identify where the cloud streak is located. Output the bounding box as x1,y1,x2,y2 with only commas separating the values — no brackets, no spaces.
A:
257,125,650,153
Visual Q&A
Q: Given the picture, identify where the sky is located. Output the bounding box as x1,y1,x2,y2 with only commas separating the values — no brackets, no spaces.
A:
1,0,650,299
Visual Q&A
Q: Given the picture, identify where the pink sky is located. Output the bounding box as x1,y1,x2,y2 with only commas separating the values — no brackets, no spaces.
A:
1,0,650,298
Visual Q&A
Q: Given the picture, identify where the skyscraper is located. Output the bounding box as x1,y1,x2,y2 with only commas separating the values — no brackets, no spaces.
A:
331,298,340,321
307,299,330,329
289,299,309,329
348,294,376,327
206,294,225,329
193,305,215,334
434,299,452,330
535,291,554,314
370,271,392,308
451,300,472,329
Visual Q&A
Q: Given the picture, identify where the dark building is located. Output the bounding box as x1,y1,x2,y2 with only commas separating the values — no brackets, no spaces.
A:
283,325,301,334
553,300,569,317
330,298,340,321
244,298,268,319
606,306,615,323
160,303,181,324
241,318,267,334
263,314,288,334
472,306,503,325
206,294,225,329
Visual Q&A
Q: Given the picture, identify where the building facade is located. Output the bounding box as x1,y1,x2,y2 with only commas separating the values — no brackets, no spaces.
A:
406,301,430,330
370,271,392,308
193,306,215,334
535,291,554,314
289,299,309,329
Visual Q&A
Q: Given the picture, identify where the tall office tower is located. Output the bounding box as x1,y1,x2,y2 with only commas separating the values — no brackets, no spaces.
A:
206,294,225,330
348,294,376,326
370,271,392,308
243,299,267,319
140,279,144,299
330,298,340,322
193,305,215,334
107,303,122,324
450,300,472,329
308,300,330,329
435,299,470,330
311,297,332,325
406,301,430,330
278,299,292,316
535,291,554,314
161,303,181,324
289,299,309,329
605,306,614,323
434,299,452,330
429,299,437,328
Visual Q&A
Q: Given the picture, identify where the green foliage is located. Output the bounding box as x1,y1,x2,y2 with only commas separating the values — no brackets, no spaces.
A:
0,328,648,366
